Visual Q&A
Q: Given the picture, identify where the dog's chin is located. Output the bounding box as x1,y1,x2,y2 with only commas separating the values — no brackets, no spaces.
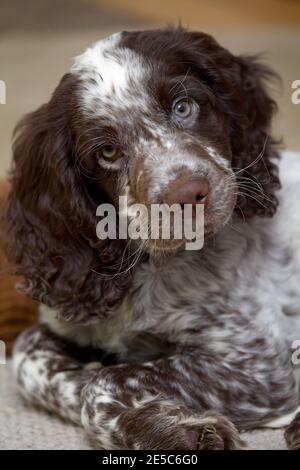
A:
146,238,186,255
127,198,236,256
140,224,217,255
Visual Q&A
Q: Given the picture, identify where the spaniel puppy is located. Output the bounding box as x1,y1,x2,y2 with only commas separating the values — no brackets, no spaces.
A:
4,27,300,450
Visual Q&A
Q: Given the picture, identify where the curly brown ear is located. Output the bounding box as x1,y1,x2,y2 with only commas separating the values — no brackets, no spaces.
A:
3,74,130,323
229,56,281,218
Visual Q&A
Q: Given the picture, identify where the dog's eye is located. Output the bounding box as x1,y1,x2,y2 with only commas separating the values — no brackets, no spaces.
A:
100,145,122,160
173,99,192,118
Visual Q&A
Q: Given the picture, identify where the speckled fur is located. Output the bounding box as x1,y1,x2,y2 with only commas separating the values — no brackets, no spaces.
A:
6,28,300,449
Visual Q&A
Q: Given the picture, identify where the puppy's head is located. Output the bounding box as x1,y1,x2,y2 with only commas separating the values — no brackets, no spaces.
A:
71,28,280,249
4,28,280,321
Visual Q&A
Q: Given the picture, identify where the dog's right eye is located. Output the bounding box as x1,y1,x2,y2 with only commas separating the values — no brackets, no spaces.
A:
173,99,192,118
100,145,122,161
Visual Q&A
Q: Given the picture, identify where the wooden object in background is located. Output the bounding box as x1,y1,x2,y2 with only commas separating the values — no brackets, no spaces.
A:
0,180,37,355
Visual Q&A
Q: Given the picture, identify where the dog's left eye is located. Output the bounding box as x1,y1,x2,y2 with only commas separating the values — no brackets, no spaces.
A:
100,145,122,161
173,99,192,118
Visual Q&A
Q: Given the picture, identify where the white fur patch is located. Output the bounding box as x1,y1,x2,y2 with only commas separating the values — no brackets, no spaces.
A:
264,406,300,428
71,32,149,117
203,145,230,169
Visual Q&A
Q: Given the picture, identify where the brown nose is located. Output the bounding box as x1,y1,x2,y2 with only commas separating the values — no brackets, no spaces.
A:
165,177,209,207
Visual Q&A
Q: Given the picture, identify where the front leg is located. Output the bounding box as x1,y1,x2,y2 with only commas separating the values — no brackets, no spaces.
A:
13,324,101,424
84,394,246,450
81,355,253,450
81,346,300,449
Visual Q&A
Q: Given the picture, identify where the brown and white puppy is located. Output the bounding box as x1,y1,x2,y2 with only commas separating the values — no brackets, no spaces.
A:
4,28,300,450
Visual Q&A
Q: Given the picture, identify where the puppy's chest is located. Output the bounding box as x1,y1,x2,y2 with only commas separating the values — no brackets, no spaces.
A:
42,252,228,360
101,246,299,360
48,252,238,360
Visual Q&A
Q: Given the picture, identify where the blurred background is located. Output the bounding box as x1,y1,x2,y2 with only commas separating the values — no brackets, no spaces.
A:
0,0,300,178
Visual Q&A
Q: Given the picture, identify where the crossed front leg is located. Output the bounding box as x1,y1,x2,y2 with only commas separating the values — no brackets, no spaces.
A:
12,325,299,449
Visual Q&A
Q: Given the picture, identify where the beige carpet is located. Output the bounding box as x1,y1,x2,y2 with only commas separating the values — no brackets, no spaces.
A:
0,361,288,450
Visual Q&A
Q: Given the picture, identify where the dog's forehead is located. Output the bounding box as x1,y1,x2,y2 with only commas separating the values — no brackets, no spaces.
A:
71,32,150,117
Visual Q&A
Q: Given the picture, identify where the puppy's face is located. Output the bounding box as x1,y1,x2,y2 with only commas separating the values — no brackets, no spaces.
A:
71,31,237,251
6,28,279,316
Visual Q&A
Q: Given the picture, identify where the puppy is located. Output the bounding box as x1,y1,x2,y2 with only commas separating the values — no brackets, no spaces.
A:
4,27,300,449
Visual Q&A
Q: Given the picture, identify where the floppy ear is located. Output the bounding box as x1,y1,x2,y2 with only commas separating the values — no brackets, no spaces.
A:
3,74,130,323
184,30,280,218
228,55,281,218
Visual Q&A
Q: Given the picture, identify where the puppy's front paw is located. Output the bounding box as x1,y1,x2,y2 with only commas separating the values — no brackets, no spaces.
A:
197,411,248,450
284,412,300,450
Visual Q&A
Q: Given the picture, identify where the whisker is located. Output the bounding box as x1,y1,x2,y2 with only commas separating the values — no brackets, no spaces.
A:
234,136,268,177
